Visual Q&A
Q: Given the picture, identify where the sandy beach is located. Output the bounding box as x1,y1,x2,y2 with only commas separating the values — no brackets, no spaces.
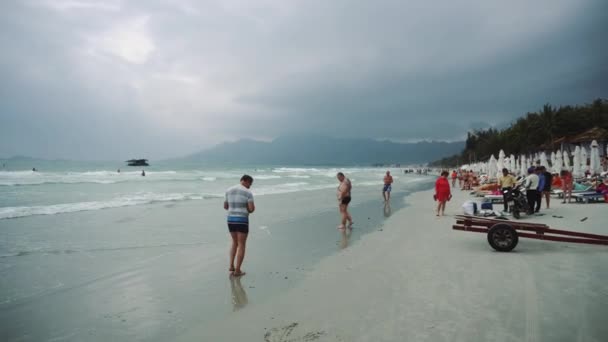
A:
179,186,608,342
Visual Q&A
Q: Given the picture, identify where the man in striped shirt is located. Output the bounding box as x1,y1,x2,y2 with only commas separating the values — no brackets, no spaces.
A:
224,175,255,277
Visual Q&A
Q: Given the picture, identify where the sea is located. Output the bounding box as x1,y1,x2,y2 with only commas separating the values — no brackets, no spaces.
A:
0,160,433,341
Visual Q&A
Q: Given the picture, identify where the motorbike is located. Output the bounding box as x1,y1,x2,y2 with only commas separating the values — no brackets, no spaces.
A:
503,183,531,219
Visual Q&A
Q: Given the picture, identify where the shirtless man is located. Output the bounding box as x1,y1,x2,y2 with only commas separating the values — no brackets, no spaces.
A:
336,172,353,229
383,170,393,202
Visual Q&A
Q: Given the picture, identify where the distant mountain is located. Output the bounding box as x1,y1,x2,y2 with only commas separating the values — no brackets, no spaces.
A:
184,136,464,165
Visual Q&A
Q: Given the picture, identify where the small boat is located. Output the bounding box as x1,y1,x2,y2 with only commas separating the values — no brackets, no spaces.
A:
126,159,149,166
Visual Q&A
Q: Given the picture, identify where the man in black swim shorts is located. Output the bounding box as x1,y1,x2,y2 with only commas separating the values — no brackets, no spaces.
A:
336,172,353,229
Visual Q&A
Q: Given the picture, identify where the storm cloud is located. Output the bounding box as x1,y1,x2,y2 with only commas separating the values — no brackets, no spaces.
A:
1,0,606,159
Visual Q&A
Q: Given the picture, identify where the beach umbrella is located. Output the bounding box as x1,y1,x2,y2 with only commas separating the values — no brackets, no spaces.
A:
530,154,535,169
510,154,516,173
590,140,601,175
497,150,505,174
563,150,570,171
580,146,588,174
554,150,563,173
488,155,497,180
540,152,548,168
520,155,527,176
573,146,582,178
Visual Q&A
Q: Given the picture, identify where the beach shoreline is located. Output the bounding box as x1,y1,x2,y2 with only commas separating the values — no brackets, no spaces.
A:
178,185,608,342
0,170,435,342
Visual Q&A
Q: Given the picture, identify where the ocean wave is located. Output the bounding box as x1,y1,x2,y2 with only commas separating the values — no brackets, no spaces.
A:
254,183,336,196
0,170,230,187
272,167,320,173
287,175,311,178
254,175,282,180
0,192,222,220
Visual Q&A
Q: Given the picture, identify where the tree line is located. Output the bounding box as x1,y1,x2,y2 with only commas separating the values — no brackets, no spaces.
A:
430,98,608,167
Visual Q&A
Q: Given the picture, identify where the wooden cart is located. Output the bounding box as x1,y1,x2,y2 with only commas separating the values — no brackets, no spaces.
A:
453,215,608,252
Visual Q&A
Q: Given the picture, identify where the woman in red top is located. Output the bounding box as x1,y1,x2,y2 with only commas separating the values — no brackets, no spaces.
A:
435,171,452,216
451,170,457,187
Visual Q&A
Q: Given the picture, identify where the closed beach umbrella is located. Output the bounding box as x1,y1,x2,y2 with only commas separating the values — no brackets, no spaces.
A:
572,146,581,178
554,151,563,173
497,150,505,174
510,154,516,173
540,152,548,168
580,146,588,173
488,155,497,180
563,150,570,171
590,140,601,175
520,155,527,176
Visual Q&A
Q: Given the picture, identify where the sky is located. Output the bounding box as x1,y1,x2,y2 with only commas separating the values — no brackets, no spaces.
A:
1,0,607,160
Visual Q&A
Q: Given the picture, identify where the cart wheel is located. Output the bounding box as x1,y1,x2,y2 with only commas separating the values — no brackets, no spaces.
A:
487,223,518,252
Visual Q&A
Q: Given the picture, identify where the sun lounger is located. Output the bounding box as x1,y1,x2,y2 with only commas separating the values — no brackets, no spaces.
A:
572,192,606,203
551,187,592,198
483,194,504,204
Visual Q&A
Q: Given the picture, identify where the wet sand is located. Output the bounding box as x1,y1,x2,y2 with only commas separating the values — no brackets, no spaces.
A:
178,187,608,341
0,175,431,341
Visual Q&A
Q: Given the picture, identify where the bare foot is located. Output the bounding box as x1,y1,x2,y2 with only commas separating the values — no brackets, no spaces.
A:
348,221,354,228
337,224,346,229
232,271,246,277
229,267,235,273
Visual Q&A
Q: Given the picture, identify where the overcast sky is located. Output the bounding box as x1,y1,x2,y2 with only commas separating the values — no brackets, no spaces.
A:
1,0,606,160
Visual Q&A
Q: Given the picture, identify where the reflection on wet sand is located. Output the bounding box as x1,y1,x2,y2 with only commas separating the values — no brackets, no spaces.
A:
229,275,248,311
383,202,392,218
339,227,352,249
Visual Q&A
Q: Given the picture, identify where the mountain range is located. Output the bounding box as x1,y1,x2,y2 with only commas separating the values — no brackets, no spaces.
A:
184,136,464,165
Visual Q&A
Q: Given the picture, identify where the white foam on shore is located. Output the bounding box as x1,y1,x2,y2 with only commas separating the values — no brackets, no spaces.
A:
0,170,234,186
0,192,221,220
254,175,283,180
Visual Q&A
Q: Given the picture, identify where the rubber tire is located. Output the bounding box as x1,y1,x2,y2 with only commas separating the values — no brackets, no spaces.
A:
512,208,520,219
487,223,518,252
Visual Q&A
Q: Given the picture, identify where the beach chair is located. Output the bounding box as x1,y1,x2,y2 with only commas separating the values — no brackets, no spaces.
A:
552,186,592,199
483,194,504,204
572,192,607,203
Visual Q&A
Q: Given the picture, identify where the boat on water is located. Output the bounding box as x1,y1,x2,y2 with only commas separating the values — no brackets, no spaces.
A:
126,159,149,166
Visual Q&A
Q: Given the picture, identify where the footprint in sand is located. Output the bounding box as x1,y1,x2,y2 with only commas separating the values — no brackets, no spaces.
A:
264,322,339,342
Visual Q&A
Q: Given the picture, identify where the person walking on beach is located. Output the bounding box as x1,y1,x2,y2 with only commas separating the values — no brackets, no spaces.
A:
535,167,545,213
524,167,539,214
560,169,573,203
434,171,451,216
541,166,553,209
336,172,353,229
382,171,393,202
451,170,458,188
498,168,516,212
224,175,255,277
